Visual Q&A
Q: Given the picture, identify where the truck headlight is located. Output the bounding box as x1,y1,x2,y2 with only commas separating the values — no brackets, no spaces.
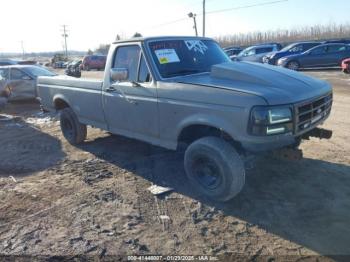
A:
249,106,293,136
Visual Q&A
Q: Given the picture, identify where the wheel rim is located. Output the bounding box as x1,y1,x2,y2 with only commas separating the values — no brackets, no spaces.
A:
62,118,74,139
191,155,222,190
288,61,299,70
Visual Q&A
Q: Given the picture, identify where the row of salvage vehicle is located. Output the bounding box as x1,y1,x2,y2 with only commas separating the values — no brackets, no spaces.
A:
224,39,350,72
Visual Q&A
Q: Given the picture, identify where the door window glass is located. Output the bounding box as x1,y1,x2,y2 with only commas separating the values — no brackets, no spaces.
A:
138,55,151,82
10,69,28,80
310,46,326,55
327,45,346,53
246,49,256,56
256,47,273,54
113,45,140,82
0,68,9,80
290,45,303,52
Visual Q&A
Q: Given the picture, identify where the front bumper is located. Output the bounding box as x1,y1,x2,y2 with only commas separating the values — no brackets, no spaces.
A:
263,57,277,65
241,134,296,153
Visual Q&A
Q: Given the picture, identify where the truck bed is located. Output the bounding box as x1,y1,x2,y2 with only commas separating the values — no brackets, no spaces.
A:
37,75,106,129
38,75,103,91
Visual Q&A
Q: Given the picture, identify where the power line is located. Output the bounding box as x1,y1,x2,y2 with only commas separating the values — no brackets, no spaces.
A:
61,25,69,58
143,0,289,31
203,0,206,37
206,0,288,15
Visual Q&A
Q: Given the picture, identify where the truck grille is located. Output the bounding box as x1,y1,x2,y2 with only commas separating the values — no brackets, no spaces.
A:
295,93,332,133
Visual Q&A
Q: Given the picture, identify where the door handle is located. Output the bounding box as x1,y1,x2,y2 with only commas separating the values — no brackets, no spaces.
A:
106,86,116,92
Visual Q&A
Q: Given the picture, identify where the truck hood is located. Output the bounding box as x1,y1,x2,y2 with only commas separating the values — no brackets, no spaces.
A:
175,62,331,105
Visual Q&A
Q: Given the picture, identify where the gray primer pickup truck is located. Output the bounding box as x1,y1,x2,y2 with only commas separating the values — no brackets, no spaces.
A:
38,36,333,201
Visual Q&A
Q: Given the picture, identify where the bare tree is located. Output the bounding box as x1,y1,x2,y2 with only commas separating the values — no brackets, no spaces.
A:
215,23,350,47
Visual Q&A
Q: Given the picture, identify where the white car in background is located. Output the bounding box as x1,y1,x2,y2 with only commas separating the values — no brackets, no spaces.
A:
0,65,56,101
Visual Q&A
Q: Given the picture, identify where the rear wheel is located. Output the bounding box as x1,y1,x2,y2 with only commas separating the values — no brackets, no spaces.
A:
184,137,245,202
60,108,87,144
286,61,300,71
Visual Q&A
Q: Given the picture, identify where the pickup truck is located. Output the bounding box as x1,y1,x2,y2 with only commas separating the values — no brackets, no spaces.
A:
38,36,333,201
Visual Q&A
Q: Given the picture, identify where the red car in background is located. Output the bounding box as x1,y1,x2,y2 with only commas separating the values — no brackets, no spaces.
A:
341,58,350,74
81,55,106,71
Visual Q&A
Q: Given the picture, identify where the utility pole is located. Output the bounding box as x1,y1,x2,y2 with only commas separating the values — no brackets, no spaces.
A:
61,25,69,59
20,41,25,59
202,0,206,37
188,12,198,37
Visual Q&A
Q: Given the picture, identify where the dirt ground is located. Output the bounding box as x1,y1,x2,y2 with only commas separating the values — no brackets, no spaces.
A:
0,69,349,261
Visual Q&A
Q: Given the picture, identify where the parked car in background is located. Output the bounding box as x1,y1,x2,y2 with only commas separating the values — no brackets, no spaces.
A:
263,42,321,65
235,44,281,63
81,55,106,71
0,59,18,66
341,58,350,74
0,59,38,66
322,39,350,44
53,61,67,68
65,60,82,78
277,43,350,70
0,65,56,100
223,46,243,60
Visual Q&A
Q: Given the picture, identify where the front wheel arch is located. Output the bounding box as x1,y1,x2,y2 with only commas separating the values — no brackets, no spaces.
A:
286,60,300,70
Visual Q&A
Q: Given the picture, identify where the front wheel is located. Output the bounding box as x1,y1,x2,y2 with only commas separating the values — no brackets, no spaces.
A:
184,137,245,202
60,108,87,144
286,61,300,71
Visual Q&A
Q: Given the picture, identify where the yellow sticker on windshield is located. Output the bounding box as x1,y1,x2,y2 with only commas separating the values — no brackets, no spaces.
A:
159,57,169,64
155,49,180,64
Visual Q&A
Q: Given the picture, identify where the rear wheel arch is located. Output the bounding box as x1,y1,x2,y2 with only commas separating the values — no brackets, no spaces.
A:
54,97,70,110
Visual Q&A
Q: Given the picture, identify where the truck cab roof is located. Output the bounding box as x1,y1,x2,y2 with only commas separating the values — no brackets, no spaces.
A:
112,36,213,44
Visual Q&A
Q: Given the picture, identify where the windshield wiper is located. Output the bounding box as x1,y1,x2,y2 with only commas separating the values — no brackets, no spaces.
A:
165,69,203,78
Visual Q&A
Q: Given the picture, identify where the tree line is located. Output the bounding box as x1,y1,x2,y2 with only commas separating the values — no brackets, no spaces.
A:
215,23,350,48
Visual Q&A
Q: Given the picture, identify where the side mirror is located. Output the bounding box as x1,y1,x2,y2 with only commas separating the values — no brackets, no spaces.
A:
110,68,128,82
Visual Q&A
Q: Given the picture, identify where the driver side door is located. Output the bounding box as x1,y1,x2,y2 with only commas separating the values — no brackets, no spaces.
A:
103,45,159,140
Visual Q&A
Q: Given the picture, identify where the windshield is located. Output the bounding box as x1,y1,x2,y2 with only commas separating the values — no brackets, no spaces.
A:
237,46,253,57
24,66,57,77
148,39,230,78
280,43,296,52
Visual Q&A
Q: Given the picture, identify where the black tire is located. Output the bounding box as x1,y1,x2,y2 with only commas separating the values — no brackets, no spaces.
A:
286,61,300,71
343,68,350,74
0,86,11,98
184,136,245,202
60,108,87,144
85,65,90,71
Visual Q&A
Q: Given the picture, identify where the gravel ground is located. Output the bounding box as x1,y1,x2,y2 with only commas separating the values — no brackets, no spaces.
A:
0,69,349,261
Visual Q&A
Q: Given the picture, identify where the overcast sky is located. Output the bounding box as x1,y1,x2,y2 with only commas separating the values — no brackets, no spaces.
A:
1,0,349,53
